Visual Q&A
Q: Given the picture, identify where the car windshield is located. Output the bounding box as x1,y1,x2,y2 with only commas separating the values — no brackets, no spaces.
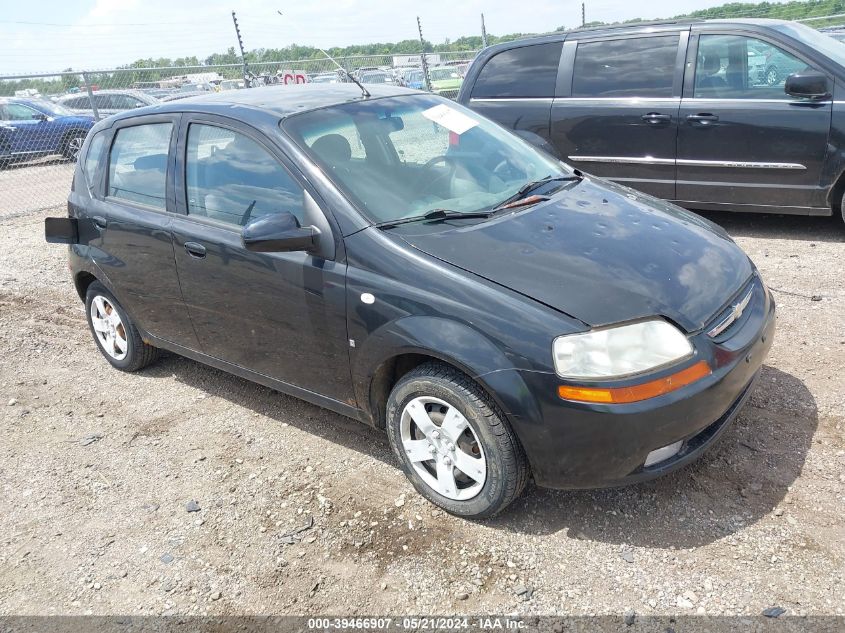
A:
774,22,845,67
431,68,459,81
33,99,74,116
283,94,569,224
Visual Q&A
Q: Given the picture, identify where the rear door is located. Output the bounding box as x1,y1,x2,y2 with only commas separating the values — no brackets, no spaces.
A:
550,30,687,199
676,28,832,213
463,41,563,149
91,114,199,347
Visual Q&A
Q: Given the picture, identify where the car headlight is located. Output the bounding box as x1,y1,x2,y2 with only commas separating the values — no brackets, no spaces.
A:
553,319,693,380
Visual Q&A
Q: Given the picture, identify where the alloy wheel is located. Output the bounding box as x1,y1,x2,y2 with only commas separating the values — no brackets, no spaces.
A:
90,295,128,360
399,396,487,500
67,136,84,161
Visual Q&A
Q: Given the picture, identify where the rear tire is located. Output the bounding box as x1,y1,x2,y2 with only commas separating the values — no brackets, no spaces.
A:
840,190,845,225
84,282,159,372
385,362,529,518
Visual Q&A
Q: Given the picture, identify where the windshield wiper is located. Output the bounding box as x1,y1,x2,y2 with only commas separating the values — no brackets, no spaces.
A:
376,208,494,229
494,172,584,211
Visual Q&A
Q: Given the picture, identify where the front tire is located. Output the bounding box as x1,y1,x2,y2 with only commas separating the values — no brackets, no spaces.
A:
85,282,159,371
386,362,529,518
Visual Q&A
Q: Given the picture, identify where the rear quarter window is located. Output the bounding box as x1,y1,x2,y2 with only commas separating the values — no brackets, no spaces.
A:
83,132,105,190
470,42,563,98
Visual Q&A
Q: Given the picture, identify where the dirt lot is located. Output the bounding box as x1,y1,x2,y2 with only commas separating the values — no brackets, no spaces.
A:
0,206,843,617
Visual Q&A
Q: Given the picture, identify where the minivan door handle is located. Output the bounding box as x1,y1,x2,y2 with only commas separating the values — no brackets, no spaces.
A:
687,113,719,126
91,215,108,230
641,112,672,124
184,241,207,258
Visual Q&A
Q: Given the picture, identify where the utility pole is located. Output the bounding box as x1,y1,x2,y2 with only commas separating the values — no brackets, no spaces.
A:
417,16,432,92
481,13,489,48
581,3,586,27
231,11,250,87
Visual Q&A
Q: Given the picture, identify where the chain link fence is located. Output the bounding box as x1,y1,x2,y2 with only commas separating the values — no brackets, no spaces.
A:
0,51,477,216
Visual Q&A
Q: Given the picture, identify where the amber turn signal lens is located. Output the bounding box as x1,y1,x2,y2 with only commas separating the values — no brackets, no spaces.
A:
558,360,712,404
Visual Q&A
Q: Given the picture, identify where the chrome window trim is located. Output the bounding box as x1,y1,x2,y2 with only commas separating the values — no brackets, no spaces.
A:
469,97,555,103
567,155,806,170
707,288,754,338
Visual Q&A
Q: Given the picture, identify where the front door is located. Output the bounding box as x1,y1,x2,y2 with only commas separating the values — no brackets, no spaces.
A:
170,118,353,403
551,31,686,199
1,103,49,153
676,31,832,213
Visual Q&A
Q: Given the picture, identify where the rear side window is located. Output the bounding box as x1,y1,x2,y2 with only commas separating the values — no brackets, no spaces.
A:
471,42,563,98
63,97,87,109
107,123,172,209
572,35,679,98
185,123,306,226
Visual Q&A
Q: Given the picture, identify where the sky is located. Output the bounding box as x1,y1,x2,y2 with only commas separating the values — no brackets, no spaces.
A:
1,0,767,75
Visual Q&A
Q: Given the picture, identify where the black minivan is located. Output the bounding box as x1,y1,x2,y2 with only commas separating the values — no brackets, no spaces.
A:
46,84,774,518
459,19,845,220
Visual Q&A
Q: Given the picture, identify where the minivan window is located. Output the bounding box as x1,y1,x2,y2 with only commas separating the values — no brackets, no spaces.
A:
694,34,815,99
107,122,172,209
185,123,306,226
471,42,563,98
572,36,679,98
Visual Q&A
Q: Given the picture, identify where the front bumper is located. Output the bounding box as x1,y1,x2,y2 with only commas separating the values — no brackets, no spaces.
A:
512,279,776,490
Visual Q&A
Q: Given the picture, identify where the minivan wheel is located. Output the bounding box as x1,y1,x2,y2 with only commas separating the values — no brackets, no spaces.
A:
85,282,159,371
385,362,529,518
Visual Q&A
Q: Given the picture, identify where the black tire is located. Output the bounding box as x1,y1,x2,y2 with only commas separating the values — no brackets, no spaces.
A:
385,362,530,519
61,130,86,161
84,281,159,372
840,189,845,225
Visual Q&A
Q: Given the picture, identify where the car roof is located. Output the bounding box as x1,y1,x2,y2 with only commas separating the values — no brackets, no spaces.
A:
481,17,796,51
106,83,420,123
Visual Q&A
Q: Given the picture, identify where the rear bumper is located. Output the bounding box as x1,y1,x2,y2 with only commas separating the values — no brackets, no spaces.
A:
511,281,776,490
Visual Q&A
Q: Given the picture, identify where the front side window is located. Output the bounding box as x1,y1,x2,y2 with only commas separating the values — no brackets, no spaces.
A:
471,42,563,98
64,97,88,109
5,104,40,120
572,36,679,98
185,123,306,226
694,34,816,99
108,122,172,209
285,94,567,224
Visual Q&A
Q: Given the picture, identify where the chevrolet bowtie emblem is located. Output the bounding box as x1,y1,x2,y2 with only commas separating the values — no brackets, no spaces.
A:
708,289,754,338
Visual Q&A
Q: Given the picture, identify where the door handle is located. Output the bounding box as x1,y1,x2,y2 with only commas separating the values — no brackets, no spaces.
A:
687,113,719,126
91,215,108,230
184,241,207,258
641,112,672,124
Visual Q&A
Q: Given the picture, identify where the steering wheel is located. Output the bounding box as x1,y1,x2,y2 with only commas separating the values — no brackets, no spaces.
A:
412,155,460,197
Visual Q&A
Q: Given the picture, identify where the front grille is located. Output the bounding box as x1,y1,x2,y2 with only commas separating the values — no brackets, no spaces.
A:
705,277,758,341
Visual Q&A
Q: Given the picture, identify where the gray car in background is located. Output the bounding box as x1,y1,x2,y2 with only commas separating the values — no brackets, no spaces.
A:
56,90,159,118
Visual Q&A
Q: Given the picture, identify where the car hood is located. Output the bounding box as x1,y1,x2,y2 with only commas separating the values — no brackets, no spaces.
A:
394,178,753,332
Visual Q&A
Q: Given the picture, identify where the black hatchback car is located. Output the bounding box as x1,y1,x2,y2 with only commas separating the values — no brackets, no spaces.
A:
458,19,845,220
46,84,775,517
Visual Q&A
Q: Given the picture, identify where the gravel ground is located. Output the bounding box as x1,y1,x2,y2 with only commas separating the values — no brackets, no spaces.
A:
0,206,843,617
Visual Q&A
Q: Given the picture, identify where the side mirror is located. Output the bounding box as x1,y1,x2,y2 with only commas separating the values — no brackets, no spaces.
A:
785,71,831,100
33,113,49,121
242,212,318,253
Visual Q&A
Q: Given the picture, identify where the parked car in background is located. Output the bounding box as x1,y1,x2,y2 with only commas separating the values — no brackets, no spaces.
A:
400,69,426,90
310,72,342,84
429,66,463,98
459,18,845,220
1,97,93,166
57,89,159,118
358,70,394,85
219,79,245,90
46,84,774,518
